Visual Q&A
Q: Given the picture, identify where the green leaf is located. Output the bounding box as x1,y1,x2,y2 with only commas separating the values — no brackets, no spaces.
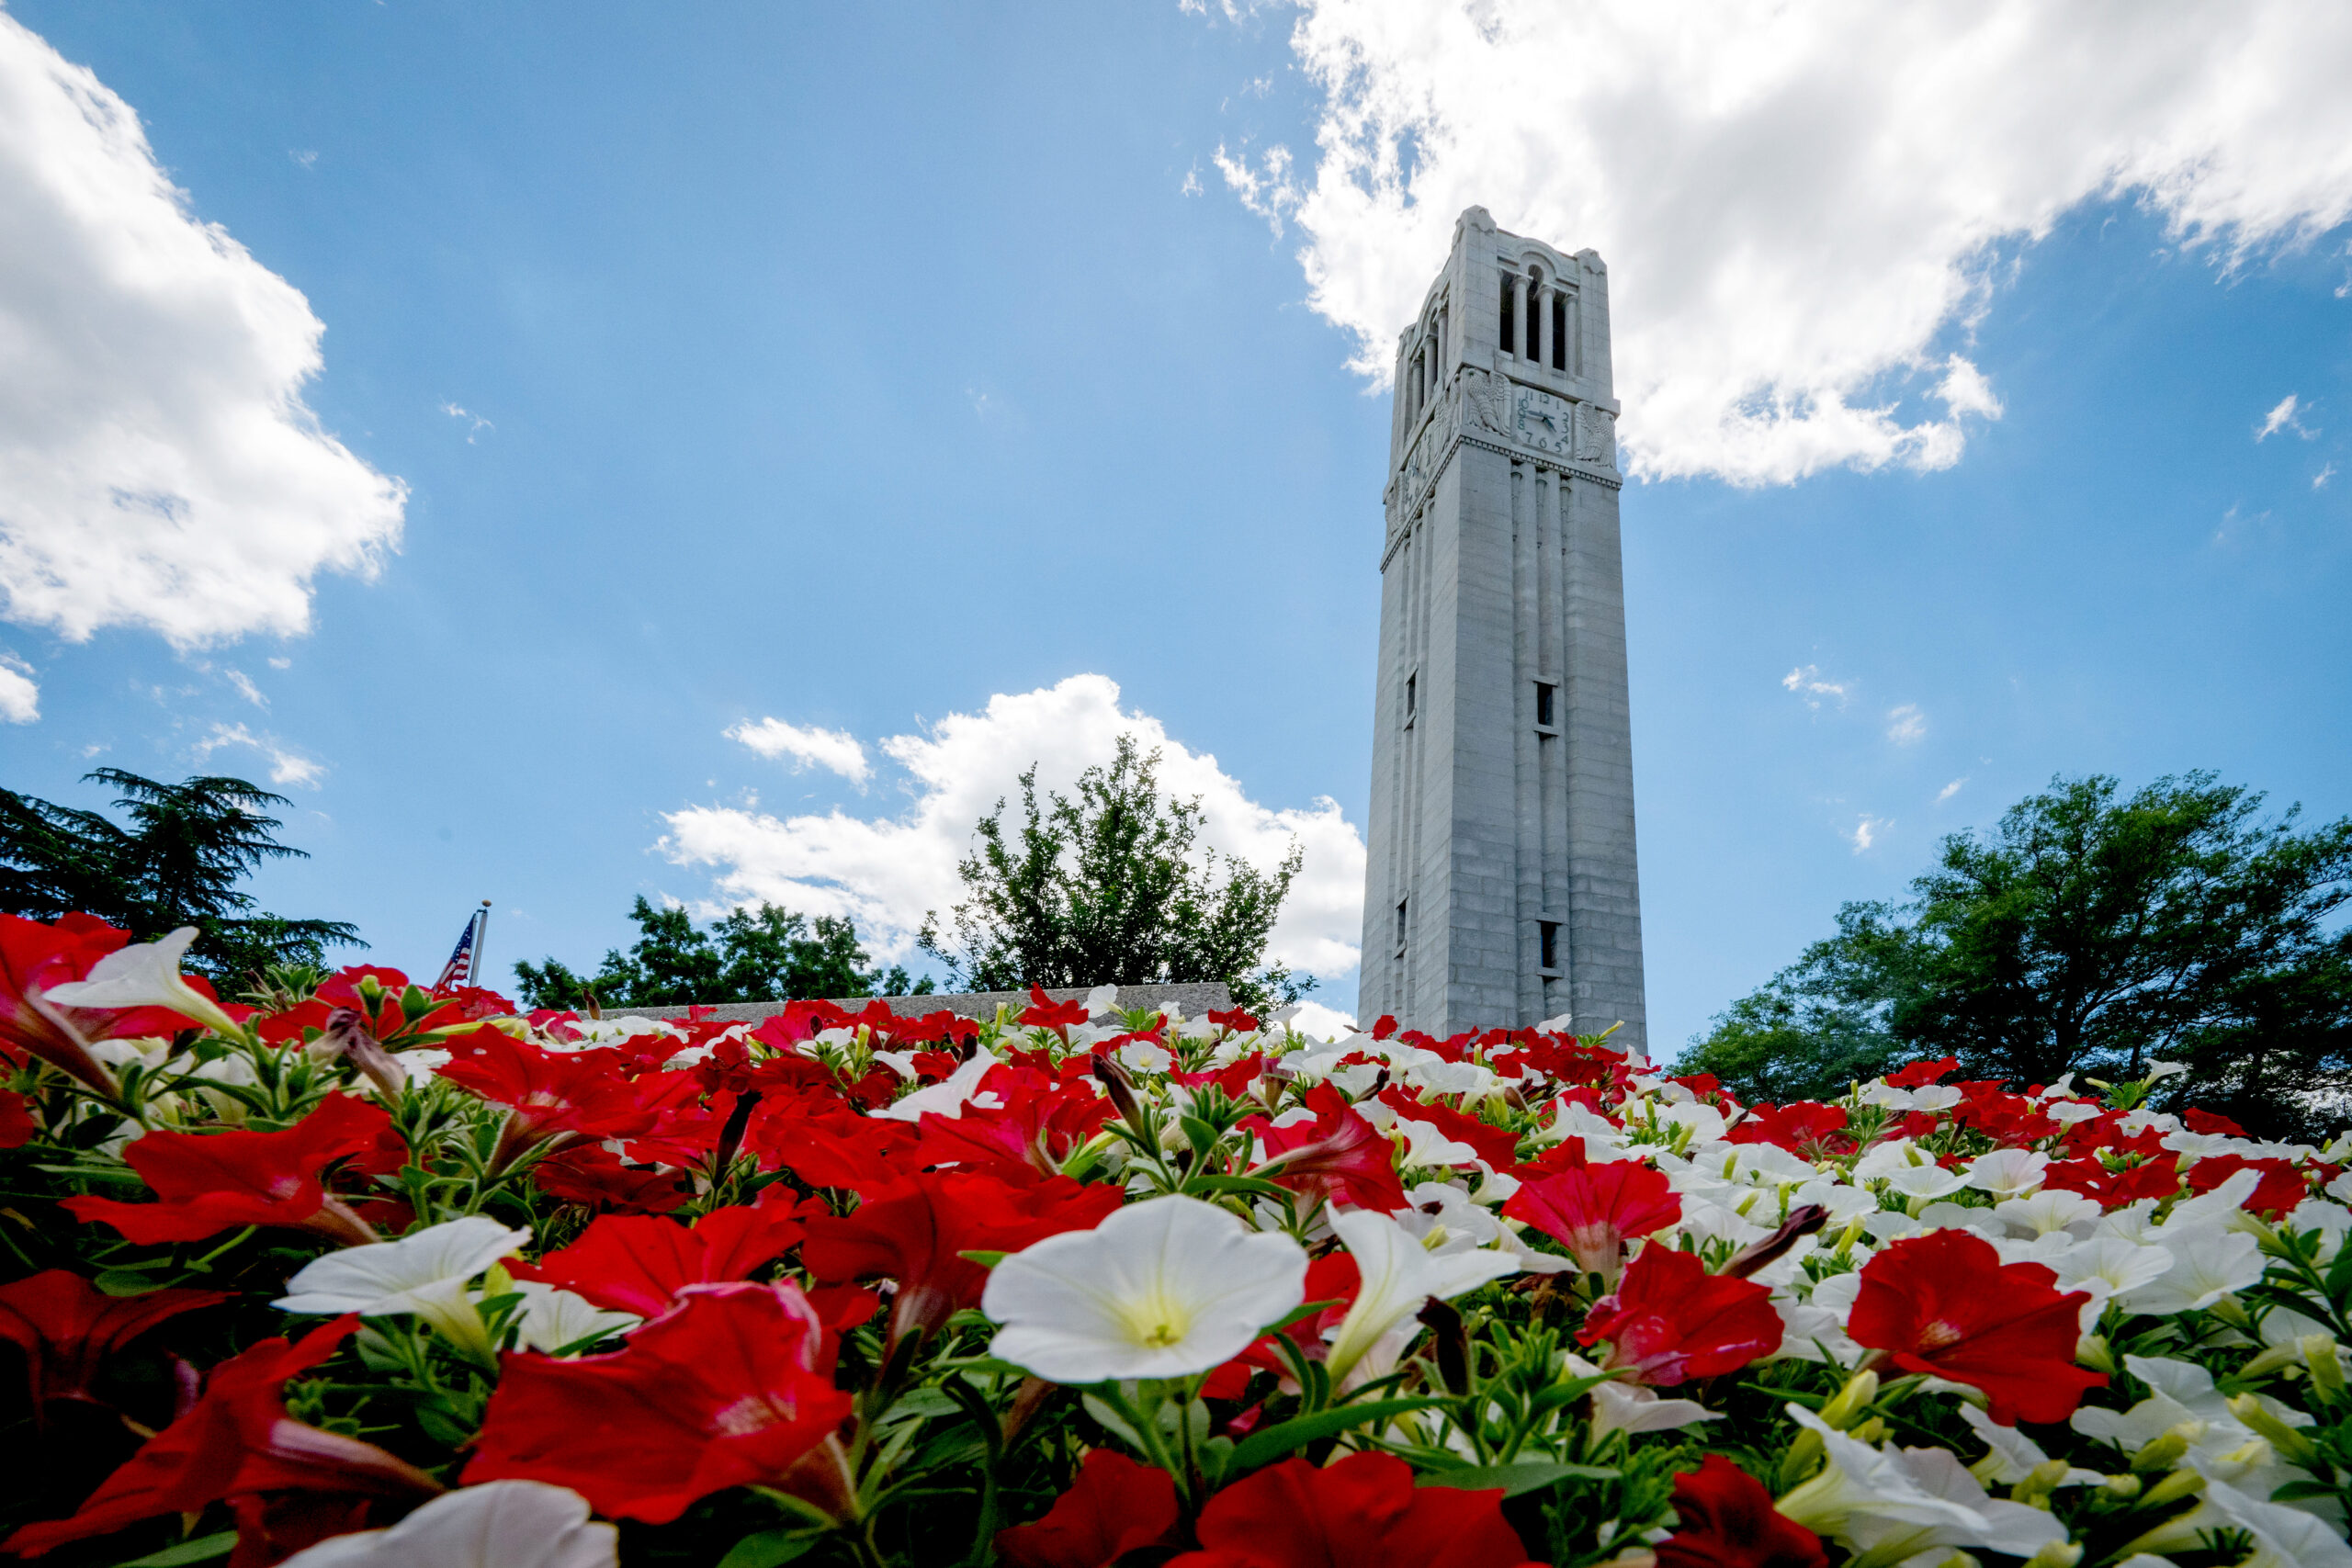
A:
1229,1397,1446,1471
956,1250,1008,1269
1266,1297,1343,1334
1182,1173,1287,1200
1081,1392,1146,1450
110,1532,237,1567
1418,1461,1617,1496
92,1268,171,1296
718,1529,822,1568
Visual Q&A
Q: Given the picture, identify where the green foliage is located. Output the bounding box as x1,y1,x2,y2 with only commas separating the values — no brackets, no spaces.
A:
0,769,361,980
917,735,1311,1013
513,895,929,1011
1684,772,2352,1136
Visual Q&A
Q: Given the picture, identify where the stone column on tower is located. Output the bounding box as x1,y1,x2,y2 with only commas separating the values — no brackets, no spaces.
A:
1357,207,1647,1055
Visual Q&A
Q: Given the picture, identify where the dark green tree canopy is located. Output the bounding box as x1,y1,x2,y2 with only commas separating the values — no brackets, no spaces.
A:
916,735,1310,1013
514,895,929,1011
0,769,361,980
1681,773,2352,1138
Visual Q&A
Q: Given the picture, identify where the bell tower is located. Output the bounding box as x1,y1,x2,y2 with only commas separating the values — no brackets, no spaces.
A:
1357,207,1648,1053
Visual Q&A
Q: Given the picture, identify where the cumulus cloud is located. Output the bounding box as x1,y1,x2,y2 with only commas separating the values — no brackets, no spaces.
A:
726,716,873,787
663,674,1366,979
1781,664,1850,709
193,722,323,788
0,652,36,723
1208,2,2352,485
2318,462,2337,490
1849,816,1884,854
2256,393,2317,442
1885,703,1927,744
1936,777,1967,803
224,668,266,709
0,16,404,648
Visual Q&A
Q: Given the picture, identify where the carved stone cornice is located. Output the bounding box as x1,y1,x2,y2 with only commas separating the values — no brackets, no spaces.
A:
1382,367,1623,569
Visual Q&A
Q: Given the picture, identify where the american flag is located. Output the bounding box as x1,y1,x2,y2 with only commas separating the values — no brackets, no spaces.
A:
435,903,489,990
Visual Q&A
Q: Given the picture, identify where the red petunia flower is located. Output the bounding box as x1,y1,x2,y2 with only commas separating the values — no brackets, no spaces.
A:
915,1070,1114,1183
1242,1083,1409,1214
1016,985,1092,1043
1884,1056,1960,1089
745,1100,924,1191
1377,1088,1522,1170
996,1449,1180,1568
464,1281,855,1525
62,1092,404,1247
519,1196,818,1318
531,1142,693,1213
4,1316,441,1559
0,1089,33,1149
437,1027,660,1163
1207,1005,1261,1035
0,1269,231,1420
1506,1157,1684,1280
1846,1228,2106,1426
1726,1102,1852,1160
1577,1245,1782,1386
1657,1454,1826,1568
1164,1451,1542,1568
2187,1154,2308,1218
801,1169,1123,1349
1203,1251,1361,1400
2182,1107,2248,1137
1,913,205,1094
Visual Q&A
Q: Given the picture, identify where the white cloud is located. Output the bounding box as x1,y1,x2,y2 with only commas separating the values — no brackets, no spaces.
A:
0,16,404,648
1885,703,1927,744
1285,999,1358,1040
1849,815,1885,854
662,674,1367,979
2318,462,2338,490
0,652,36,723
725,716,873,787
2256,393,2317,442
224,668,266,709
440,401,492,444
1209,3,2352,485
1781,663,1850,709
192,721,323,788
266,655,291,669
1936,777,1967,803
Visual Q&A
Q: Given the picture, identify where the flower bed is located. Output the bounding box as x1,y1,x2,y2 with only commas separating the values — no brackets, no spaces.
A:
2,910,2349,1567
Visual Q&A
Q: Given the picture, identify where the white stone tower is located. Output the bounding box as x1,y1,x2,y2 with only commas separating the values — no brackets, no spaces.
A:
1357,207,1647,1052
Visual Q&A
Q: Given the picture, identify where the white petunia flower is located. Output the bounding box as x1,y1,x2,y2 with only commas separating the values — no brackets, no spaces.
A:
277,1480,617,1568
2123,1228,2265,1315
2160,1478,2352,1568
1564,1352,1717,1437
40,927,243,1036
1962,1148,2048,1201
1116,1041,1172,1076
276,1215,532,1359
982,1196,1307,1383
510,1282,639,1354
870,1050,1001,1122
2045,1100,2106,1125
1956,1404,2100,1488
1321,1209,1518,1384
1995,1187,2101,1237
2052,1236,2176,1299
1777,1406,2067,1563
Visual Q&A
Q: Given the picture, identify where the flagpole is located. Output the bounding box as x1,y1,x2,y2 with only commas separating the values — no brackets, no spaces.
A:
471,900,491,986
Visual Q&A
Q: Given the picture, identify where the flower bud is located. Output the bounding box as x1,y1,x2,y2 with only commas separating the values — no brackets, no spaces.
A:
2075,1335,2117,1375
1847,1416,1890,1445
2302,1333,2346,1403
2207,1294,2256,1334
2236,1342,2303,1380
2011,1458,2074,1506
2137,1468,2204,1508
2100,1473,2141,1501
2227,1393,2320,1467
1777,1426,1826,1491
1820,1369,1880,1430
2017,1543,2082,1568
2129,1426,2197,1472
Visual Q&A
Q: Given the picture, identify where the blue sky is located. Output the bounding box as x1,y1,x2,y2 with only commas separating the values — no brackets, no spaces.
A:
2,2,2347,1055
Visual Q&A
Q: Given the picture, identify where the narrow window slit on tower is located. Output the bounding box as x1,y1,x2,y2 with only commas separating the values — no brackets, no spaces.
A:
1405,671,1417,723
1539,921,1559,972
1396,898,1409,952
1498,277,1515,357
1534,682,1555,728
1552,294,1568,371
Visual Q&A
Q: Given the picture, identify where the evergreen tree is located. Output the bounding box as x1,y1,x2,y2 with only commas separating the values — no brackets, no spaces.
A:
0,769,361,979
917,735,1310,1013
